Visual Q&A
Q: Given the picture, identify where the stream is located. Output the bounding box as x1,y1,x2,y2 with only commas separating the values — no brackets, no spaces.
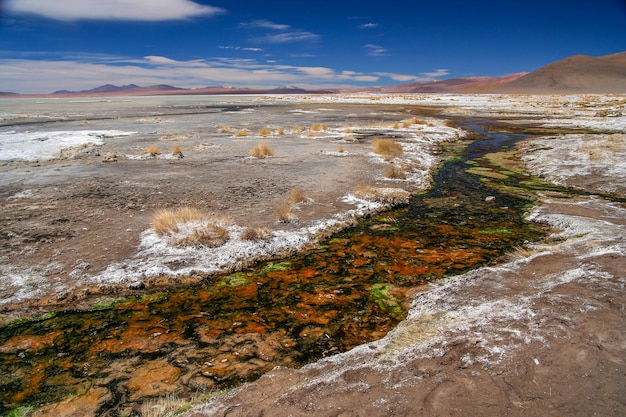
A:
0,120,544,416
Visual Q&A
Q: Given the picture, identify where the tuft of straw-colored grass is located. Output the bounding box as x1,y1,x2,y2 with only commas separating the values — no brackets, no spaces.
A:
250,141,274,158
240,227,272,241
171,145,183,157
140,393,188,417
152,207,206,235
152,207,233,248
276,128,285,135
337,146,345,153
287,187,309,204
373,138,403,157
353,184,410,206
235,129,249,137
384,164,406,179
174,224,230,248
259,127,271,137
275,202,295,223
143,145,162,156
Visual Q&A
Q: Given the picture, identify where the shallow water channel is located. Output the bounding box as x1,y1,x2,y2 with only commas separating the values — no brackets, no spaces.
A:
0,120,544,415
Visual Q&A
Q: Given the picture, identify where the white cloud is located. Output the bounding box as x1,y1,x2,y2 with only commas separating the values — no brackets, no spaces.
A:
240,20,291,30
365,44,389,57
423,69,450,78
255,31,320,44
0,55,387,93
358,23,378,29
219,46,265,52
374,72,418,82
6,0,225,21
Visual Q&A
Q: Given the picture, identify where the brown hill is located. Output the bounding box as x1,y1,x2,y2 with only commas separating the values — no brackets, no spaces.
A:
492,52,626,94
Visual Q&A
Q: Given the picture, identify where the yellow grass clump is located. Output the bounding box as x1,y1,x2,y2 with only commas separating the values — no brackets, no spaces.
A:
240,227,272,241
235,129,249,137
373,138,403,157
275,202,296,223
337,146,345,153
250,142,274,158
276,128,285,135
143,145,162,156
384,164,406,179
353,184,410,206
171,145,183,157
259,127,271,137
152,207,232,248
288,187,310,204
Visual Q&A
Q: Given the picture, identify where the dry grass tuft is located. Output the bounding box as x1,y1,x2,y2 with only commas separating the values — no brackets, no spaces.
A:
152,207,232,248
140,393,188,417
373,139,403,157
174,224,230,248
235,129,249,137
250,142,274,158
383,164,406,179
240,227,272,241
287,187,310,204
171,146,183,157
353,184,410,206
152,207,206,235
259,128,271,137
275,202,295,223
276,128,285,135
143,145,162,156
337,146,345,153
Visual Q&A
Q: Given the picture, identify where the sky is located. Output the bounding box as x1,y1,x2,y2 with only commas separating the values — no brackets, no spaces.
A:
0,0,625,94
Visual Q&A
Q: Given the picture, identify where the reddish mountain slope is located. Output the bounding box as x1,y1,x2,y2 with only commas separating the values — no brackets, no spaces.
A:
492,52,626,94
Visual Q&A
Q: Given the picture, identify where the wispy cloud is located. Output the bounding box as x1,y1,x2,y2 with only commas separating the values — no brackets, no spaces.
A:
358,23,378,29
241,18,320,44
240,20,291,30
422,69,449,78
219,46,265,52
255,31,320,44
0,54,389,93
365,44,389,57
5,0,225,21
374,72,418,82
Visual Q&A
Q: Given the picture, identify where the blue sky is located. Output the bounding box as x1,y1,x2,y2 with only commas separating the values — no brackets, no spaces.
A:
1,0,625,93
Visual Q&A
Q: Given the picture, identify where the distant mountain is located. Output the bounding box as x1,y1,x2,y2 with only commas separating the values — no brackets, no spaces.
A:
53,84,183,95
49,84,332,96
10,52,626,96
491,52,626,94
352,73,527,94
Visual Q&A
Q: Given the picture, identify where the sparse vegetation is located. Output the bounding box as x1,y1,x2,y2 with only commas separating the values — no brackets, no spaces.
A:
143,145,162,156
259,127,271,137
353,184,410,206
171,146,183,157
276,127,285,135
240,227,272,241
384,164,407,179
373,138,403,157
140,393,188,417
235,129,249,137
275,202,295,223
337,146,345,153
287,187,310,204
152,207,232,248
250,141,274,158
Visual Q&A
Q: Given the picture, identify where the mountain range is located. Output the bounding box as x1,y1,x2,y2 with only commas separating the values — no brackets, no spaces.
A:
2,52,625,96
